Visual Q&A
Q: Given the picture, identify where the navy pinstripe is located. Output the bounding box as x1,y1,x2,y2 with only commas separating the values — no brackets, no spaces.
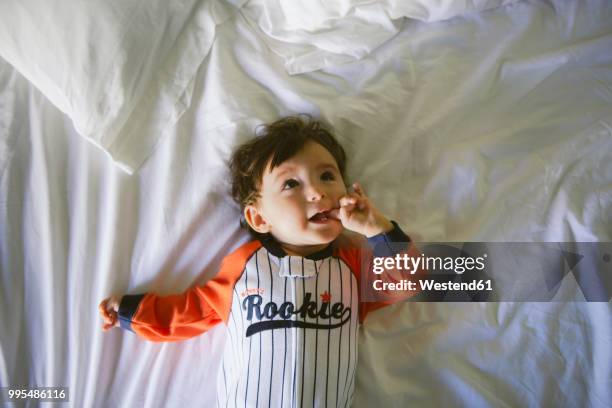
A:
245,256,253,408
341,258,352,407
256,252,262,407
281,276,288,407
312,261,320,408
266,252,274,408
336,258,343,406
290,257,297,408
325,258,332,406
300,257,307,408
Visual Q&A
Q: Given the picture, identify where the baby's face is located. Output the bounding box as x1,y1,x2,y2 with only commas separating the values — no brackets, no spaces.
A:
247,141,347,254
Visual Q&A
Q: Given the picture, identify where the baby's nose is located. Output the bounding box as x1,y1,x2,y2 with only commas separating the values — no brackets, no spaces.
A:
309,191,322,201
307,185,325,201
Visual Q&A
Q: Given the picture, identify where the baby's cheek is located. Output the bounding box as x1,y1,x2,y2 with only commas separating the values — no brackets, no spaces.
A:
337,184,348,197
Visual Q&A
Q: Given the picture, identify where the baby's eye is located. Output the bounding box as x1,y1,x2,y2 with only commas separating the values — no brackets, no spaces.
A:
321,171,335,181
282,179,299,190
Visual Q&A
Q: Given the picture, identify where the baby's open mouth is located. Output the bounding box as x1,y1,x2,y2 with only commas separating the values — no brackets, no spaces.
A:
309,209,340,222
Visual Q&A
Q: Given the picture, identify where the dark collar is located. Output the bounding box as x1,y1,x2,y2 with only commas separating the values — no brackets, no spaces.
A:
260,235,334,261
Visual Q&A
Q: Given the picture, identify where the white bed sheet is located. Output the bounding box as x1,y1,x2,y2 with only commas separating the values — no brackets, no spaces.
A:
0,0,237,174
1,0,611,407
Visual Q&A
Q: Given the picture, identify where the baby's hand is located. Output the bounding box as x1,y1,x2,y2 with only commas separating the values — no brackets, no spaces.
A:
99,296,121,331
336,182,393,237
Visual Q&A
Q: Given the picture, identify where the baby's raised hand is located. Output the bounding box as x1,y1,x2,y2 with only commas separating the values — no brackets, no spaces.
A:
337,182,393,237
99,296,121,331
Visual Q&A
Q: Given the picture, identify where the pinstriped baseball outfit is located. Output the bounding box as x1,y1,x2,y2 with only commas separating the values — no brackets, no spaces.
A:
118,223,410,407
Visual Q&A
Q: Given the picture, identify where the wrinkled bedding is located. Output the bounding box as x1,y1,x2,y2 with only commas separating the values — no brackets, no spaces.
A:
0,0,610,406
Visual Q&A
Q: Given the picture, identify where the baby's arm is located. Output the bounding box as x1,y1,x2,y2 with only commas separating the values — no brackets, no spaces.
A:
336,182,425,319
97,241,259,342
97,287,224,342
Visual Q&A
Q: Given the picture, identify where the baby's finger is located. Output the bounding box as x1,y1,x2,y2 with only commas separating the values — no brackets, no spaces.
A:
107,309,118,320
339,205,351,223
328,208,340,220
100,299,119,323
341,202,356,214
99,300,110,318
356,196,370,211
102,316,112,330
352,182,366,197
108,297,120,311
339,196,357,208
104,312,118,327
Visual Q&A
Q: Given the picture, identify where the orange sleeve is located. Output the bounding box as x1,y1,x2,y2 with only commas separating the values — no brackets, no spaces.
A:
118,241,262,342
336,226,425,324
335,246,394,324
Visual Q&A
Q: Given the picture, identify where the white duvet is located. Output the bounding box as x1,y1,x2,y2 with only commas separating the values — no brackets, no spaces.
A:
0,0,610,407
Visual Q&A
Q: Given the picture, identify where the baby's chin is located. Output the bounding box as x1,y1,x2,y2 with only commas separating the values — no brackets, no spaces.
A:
277,226,343,250
310,220,343,239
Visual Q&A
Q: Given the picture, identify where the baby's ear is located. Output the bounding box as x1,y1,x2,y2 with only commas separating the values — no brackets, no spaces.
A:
244,205,271,234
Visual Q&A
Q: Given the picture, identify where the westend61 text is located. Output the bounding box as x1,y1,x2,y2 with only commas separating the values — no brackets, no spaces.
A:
373,279,493,292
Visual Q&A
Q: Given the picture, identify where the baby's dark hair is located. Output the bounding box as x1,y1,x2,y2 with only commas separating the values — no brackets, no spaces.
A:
229,114,347,218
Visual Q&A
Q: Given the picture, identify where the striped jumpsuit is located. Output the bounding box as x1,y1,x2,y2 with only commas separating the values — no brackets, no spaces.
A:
118,223,411,407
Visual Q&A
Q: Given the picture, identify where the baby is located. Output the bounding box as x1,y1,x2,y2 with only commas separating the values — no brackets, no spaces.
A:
99,115,416,407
